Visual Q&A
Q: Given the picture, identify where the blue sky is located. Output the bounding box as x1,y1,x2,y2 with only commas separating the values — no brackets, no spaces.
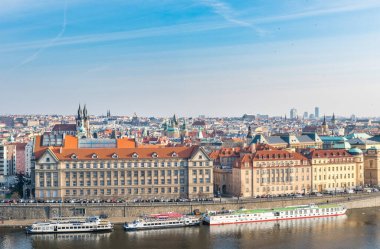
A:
1,0,380,117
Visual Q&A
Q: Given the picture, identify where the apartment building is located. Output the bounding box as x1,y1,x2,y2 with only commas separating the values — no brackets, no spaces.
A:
304,148,364,192
232,149,311,197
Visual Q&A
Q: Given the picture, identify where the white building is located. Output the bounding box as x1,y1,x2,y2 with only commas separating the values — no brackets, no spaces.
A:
25,141,33,176
0,143,7,176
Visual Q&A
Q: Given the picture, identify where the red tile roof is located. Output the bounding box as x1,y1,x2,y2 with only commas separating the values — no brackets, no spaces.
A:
34,135,199,161
52,124,76,132
309,149,352,158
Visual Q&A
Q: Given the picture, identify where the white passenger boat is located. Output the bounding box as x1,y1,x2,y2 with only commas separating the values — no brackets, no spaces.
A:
25,216,113,234
203,204,346,226
124,212,201,231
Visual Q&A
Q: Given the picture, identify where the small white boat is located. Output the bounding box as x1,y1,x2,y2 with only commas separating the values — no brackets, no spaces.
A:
25,216,113,234
124,212,200,231
203,204,346,225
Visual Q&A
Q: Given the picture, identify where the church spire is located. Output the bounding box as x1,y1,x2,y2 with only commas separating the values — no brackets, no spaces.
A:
83,104,88,119
322,115,326,125
77,104,82,119
246,125,253,139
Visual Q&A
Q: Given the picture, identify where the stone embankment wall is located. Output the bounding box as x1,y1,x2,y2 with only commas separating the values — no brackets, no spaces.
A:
1,194,379,222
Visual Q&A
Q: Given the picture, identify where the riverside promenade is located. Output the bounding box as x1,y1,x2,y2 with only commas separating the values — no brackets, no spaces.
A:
1,193,379,228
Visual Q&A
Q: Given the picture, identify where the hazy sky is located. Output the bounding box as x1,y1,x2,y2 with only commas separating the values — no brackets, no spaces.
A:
1,0,380,117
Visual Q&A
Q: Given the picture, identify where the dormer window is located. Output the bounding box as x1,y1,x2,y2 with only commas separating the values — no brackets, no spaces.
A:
172,152,178,157
112,153,118,159
198,155,202,159
132,153,139,158
71,154,78,159
152,152,158,158
92,153,98,159
46,158,50,162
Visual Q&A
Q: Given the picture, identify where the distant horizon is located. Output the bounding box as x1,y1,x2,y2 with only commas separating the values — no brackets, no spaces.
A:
0,111,375,119
1,1,380,116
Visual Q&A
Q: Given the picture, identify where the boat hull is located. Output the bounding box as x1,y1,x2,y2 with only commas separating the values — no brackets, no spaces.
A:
203,205,347,226
124,222,200,231
204,212,346,225
25,217,114,234
25,227,113,234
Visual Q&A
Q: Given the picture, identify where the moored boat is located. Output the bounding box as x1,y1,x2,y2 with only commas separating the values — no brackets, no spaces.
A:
25,216,113,234
124,212,200,231
203,204,346,225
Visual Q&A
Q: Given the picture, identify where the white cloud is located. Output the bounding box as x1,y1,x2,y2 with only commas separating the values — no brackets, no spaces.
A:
14,0,68,67
199,0,251,27
253,0,380,24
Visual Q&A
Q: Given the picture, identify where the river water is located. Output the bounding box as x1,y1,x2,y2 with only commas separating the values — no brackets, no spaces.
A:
1,207,379,249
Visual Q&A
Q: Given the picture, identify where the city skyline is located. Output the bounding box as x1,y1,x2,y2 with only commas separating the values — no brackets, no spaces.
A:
1,0,380,116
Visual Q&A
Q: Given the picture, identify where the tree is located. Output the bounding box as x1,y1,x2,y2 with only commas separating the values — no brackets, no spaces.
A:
11,173,28,199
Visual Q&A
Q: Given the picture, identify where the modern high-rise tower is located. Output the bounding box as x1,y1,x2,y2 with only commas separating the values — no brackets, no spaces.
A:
290,108,298,120
315,107,320,119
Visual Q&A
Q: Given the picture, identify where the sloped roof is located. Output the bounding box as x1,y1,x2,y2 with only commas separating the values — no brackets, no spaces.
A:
52,124,76,132
34,135,198,161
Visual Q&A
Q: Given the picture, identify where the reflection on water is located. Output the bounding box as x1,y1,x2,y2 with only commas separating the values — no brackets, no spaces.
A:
2,208,380,249
29,232,111,241
208,215,347,235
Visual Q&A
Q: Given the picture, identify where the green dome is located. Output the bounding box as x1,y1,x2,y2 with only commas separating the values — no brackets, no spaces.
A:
349,147,363,155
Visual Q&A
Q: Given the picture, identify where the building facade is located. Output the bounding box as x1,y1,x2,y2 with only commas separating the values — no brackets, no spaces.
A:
33,135,213,201
364,147,380,186
0,143,7,176
305,149,364,192
210,147,241,195
232,149,311,197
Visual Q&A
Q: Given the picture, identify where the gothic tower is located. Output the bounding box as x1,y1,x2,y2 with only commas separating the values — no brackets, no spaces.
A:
76,104,90,138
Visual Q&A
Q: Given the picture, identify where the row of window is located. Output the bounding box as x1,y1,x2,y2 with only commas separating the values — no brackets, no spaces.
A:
256,168,309,175
314,165,357,172
313,182,355,189
313,158,355,164
314,174,355,181
61,170,189,178
256,176,309,184
252,185,306,193
255,160,303,167
61,160,211,169
63,186,211,196
56,169,210,179
62,178,191,187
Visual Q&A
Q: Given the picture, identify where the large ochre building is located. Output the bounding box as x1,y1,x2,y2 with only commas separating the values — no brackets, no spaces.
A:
232,148,311,197
305,148,364,192
33,135,213,201
211,145,364,197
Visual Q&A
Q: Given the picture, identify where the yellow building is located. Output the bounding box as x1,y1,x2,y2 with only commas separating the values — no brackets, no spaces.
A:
232,149,311,197
364,147,380,186
307,148,364,192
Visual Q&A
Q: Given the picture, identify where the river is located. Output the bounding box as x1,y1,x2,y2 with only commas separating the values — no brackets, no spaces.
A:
1,207,379,249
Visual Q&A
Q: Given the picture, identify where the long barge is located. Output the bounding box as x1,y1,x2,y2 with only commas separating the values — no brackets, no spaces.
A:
203,204,346,225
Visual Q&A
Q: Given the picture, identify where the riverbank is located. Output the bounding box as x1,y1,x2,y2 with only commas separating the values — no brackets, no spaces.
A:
1,193,379,228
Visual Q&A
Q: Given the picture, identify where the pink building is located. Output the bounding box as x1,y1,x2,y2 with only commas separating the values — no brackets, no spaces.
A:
15,143,27,174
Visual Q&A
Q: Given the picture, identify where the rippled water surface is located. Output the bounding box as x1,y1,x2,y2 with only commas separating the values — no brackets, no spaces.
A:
1,208,380,249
